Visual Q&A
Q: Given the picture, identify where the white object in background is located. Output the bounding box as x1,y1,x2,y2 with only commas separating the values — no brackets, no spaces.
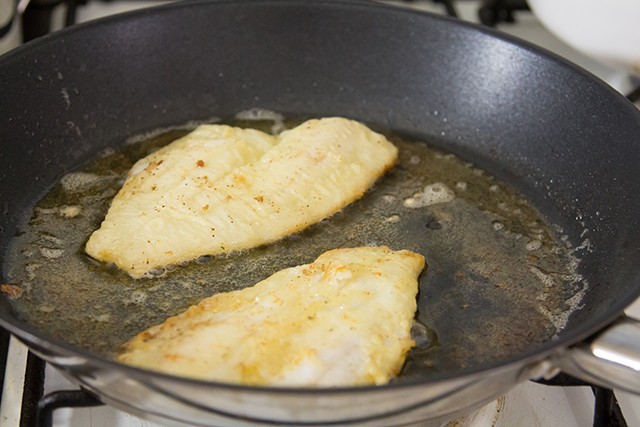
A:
0,337,28,425
0,0,21,55
528,0,640,76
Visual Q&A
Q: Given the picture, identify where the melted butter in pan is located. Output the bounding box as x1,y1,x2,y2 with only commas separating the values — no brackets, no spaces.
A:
3,117,586,379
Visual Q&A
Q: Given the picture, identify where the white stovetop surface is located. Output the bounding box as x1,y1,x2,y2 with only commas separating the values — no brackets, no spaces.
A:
2,1,639,426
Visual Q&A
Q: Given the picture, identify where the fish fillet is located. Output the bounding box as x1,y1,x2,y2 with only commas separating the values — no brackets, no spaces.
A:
117,246,425,386
86,118,398,278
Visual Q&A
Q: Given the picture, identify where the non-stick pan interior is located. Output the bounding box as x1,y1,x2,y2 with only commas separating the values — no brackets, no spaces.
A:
1,0,640,378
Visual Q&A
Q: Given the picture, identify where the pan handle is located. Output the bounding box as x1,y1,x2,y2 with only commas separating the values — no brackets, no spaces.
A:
556,316,640,395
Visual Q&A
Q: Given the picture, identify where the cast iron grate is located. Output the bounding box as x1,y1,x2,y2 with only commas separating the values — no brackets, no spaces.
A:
535,374,629,427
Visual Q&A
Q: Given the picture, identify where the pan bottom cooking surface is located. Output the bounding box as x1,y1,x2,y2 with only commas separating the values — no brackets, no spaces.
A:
2,113,589,380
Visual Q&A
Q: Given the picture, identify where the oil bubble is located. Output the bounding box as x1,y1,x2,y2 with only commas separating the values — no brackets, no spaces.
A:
455,182,468,191
39,247,64,259
60,172,103,193
385,215,401,223
403,183,455,208
525,240,542,251
492,221,504,231
59,205,82,218
410,322,434,350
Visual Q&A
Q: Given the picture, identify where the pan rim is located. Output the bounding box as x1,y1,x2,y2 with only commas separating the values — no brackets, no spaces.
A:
0,311,589,393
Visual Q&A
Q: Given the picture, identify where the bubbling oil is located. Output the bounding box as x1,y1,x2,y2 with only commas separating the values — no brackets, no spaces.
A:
3,115,587,379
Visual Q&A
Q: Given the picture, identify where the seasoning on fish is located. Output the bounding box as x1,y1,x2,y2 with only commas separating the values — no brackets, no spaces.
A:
117,246,425,386
85,117,398,278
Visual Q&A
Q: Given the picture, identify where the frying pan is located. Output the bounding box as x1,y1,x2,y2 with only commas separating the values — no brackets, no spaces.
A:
1,1,640,425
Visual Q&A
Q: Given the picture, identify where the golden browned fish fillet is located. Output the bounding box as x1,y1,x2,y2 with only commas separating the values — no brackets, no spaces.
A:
117,246,425,387
85,118,398,278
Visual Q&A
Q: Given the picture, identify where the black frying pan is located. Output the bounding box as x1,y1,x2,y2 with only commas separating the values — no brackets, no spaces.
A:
1,1,640,425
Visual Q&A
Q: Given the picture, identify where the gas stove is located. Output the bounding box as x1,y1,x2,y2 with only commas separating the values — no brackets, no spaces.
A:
1,1,639,426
